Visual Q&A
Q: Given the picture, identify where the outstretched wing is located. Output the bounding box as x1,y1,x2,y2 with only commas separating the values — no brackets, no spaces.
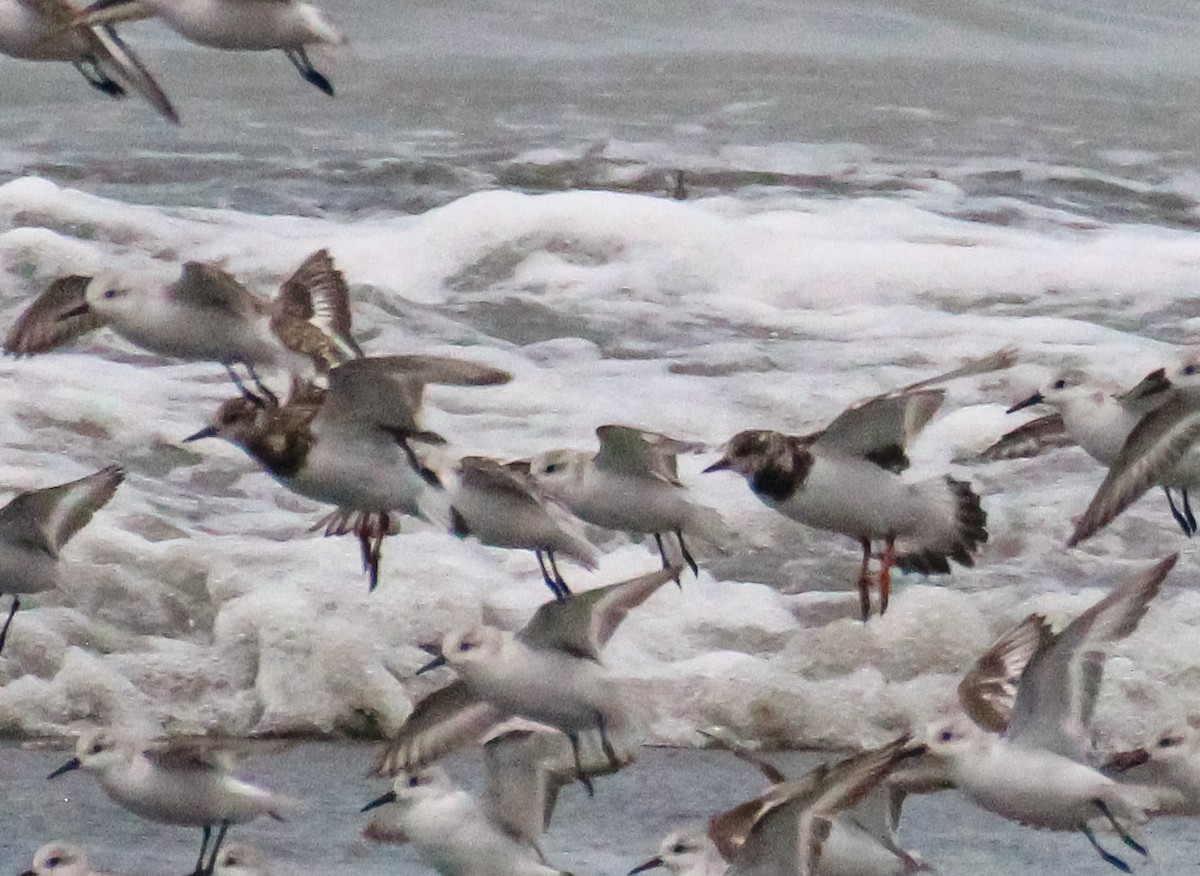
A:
978,414,1072,462
0,465,123,556
372,680,500,776
958,613,1053,733
1007,555,1176,758
1069,392,1200,546
594,425,704,485
518,566,680,660
4,275,104,355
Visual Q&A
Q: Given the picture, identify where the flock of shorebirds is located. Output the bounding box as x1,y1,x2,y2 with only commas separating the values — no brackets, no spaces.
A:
5,250,1200,875
0,0,345,123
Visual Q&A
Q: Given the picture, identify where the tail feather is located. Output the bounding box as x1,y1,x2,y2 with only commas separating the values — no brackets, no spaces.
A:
897,477,987,575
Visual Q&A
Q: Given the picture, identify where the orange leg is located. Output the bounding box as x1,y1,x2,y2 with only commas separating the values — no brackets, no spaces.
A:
857,537,872,622
878,537,896,616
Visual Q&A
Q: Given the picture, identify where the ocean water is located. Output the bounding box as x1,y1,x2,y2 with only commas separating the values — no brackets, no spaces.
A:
4,0,1200,871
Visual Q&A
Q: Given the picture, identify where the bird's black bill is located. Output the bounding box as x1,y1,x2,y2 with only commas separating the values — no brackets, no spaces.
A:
628,856,665,874
184,425,219,442
1006,392,1044,414
702,458,731,473
361,789,398,812
415,653,447,676
47,756,81,780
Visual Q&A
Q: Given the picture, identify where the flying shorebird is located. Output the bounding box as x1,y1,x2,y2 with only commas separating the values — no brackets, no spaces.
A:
372,566,679,791
1001,367,1198,535
48,730,295,876
527,424,726,583
705,349,1014,620
0,464,123,657
1067,357,1200,546
445,455,598,599
186,354,511,590
4,248,360,396
72,0,344,94
363,721,619,876
924,554,1177,872
0,0,177,121
630,735,926,876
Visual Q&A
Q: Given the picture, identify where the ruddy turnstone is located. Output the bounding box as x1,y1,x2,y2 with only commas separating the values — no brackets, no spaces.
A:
186,354,510,590
706,389,986,621
0,464,123,656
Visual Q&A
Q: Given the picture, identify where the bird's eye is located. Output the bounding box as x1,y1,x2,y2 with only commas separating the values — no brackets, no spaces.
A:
89,743,103,754
225,857,238,866
408,774,422,787
1159,735,1181,748
1052,379,1066,390
938,729,955,742
458,641,474,652
544,463,560,474
46,858,61,868
103,288,118,299
672,843,687,854
1185,365,1197,376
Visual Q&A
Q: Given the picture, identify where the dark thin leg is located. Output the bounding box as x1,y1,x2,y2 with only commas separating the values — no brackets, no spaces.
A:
1184,490,1197,535
0,595,19,656
856,537,872,622
1163,488,1192,536
597,712,619,769
203,821,229,875
367,513,387,592
1094,800,1149,857
547,551,571,597
284,47,335,96
73,57,125,98
567,733,594,797
244,364,278,405
1082,824,1131,873
675,528,699,578
191,825,211,876
654,533,683,587
536,550,569,600
222,364,264,406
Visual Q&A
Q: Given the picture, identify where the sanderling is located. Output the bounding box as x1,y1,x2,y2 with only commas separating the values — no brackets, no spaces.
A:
630,736,926,876
372,566,678,788
528,425,725,582
1067,364,1200,546
187,354,510,590
48,730,294,876
1004,368,1198,536
74,0,344,95
5,249,359,394
923,554,1177,871
363,722,613,876
706,390,986,621
1103,723,1200,817
0,0,177,121
0,464,123,657
20,842,118,876
446,455,597,599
